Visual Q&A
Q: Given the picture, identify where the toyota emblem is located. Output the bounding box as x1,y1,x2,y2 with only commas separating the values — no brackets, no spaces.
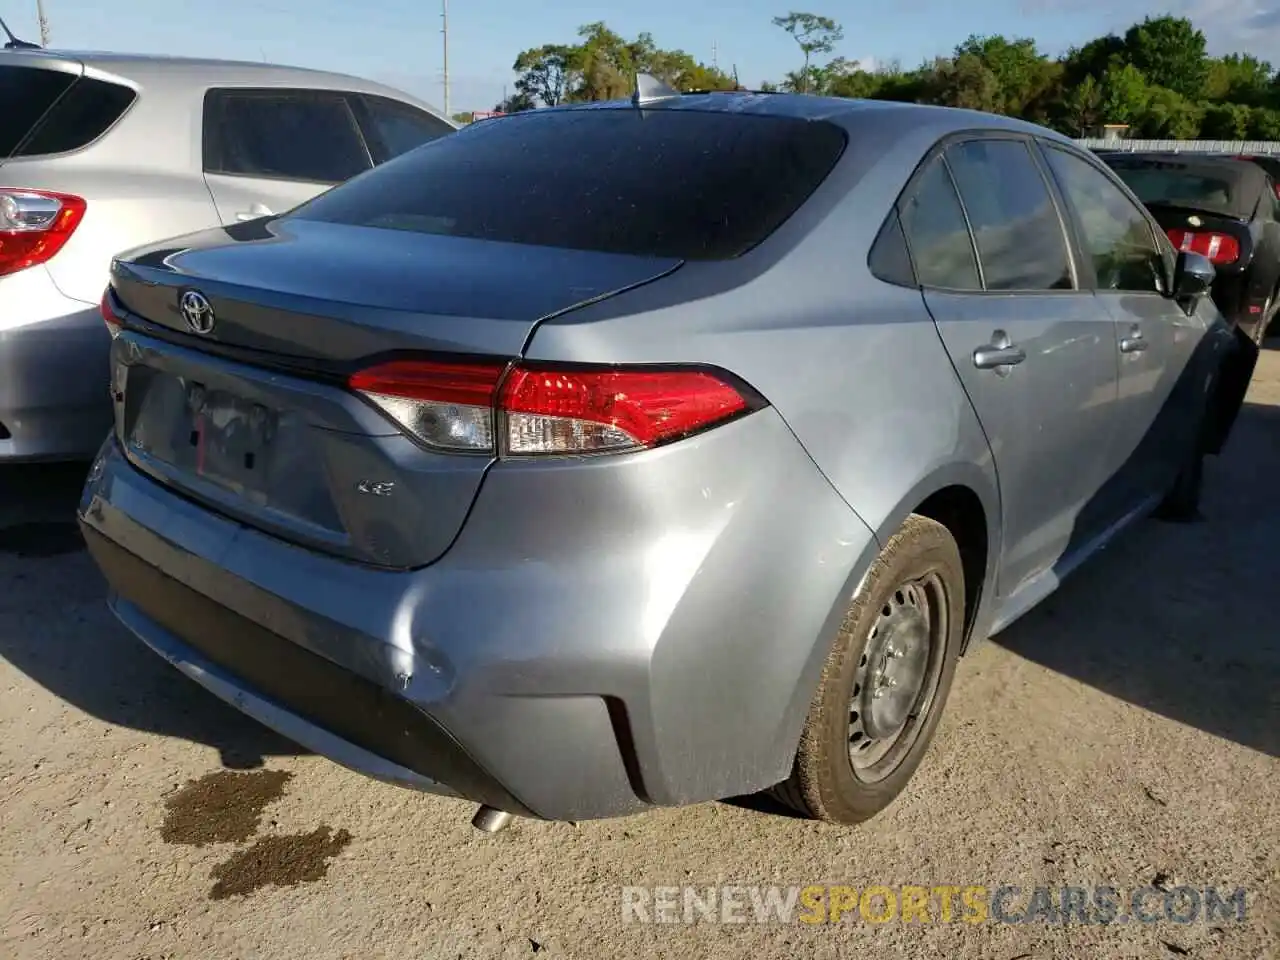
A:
179,290,216,335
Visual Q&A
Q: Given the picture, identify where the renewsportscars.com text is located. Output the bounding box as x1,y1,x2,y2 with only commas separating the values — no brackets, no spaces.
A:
620,884,1249,925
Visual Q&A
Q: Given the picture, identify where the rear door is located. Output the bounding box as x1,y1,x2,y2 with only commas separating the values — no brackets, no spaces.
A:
201,88,375,224
910,136,1122,600
1040,142,1212,502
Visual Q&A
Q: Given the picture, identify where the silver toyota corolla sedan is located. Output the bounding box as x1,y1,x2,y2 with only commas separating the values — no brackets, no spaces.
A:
0,48,454,462
78,86,1253,831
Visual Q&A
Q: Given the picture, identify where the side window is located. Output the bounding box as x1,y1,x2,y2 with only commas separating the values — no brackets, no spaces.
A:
1043,146,1168,295
360,96,454,161
945,139,1075,292
0,65,77,157
898,156,981,290
205,90,372,184
868,210,915,286
13,76,136,158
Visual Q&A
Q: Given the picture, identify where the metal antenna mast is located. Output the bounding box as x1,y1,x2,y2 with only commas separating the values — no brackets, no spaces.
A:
35,0,49,46
441,0,450,117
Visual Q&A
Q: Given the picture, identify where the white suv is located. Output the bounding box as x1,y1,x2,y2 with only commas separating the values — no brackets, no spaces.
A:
0,49,455,461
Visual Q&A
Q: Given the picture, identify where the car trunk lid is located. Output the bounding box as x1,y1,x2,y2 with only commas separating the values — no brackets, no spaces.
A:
109,218,683,568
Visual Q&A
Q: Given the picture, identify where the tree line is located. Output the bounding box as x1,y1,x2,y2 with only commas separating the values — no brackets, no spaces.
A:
480,13,1280,141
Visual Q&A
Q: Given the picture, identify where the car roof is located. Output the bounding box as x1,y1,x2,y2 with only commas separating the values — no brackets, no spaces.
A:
545,90,1071,142
0,47,448,118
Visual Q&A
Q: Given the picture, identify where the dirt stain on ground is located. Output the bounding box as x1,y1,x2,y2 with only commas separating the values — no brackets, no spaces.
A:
161,769,293,846
208,826,353,900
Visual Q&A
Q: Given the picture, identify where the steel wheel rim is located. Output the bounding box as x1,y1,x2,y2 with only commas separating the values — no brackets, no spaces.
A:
848,572,948,783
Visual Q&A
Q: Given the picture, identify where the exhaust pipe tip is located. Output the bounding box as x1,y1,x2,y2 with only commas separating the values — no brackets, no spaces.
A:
471,805,514,834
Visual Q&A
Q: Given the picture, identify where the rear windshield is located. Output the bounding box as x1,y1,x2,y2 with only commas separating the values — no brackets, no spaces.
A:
0,64,136,160
1106,158,1258,218
289,108,848,260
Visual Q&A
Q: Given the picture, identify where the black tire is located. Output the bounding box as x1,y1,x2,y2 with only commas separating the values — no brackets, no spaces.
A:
774,514,965,825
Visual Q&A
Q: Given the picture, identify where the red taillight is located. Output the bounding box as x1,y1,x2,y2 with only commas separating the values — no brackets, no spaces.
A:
101,287,123,339
347,360,758,456
1166,228,1240,265
0,189,87,277
500,367,749,454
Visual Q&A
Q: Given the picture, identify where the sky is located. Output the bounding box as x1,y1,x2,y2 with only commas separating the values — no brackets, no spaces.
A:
4,0,1279,114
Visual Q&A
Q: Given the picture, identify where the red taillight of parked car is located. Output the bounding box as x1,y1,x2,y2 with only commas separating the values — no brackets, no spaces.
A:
100,287,124,339
348,359,758,456
1166,228,1241,265
0,189,87,277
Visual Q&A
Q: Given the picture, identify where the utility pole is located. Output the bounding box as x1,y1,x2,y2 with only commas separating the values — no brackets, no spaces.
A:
712,39,717,70
441,0,450,117
35,0,49,46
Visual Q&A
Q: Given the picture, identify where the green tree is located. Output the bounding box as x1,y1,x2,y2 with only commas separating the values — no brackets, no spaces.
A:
1135,87,1202,138
1205,54,1273,106
512,44,579,107
1248,107,1280,140
1122,16,1209,100
772,11,843,93
953,35,1057,117
512,25,729,106
494,91,535,113
572,22,635,101
826,64,890,100
1097,62,1152,125
1200,102,1252,139
782,56,858,95
1060,34,1125,88
926,54,1001,112
1057,74,1103,136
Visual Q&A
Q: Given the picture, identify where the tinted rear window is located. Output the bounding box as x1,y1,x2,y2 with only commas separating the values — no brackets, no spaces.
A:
15,75,136,157
1106,158,1258,218
0,64,76,157
290,108,848,260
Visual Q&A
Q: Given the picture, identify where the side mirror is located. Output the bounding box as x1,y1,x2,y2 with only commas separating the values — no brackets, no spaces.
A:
1172,250,1215,301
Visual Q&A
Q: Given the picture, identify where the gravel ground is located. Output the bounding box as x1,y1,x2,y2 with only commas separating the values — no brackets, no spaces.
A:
2,347,1278,960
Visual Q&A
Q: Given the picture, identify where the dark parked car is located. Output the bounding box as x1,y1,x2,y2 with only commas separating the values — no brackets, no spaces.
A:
1227,153,1280,197
1102,152,1280,343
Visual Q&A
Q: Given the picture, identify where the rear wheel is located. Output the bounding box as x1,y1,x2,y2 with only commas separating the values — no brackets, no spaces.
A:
774,514,965,825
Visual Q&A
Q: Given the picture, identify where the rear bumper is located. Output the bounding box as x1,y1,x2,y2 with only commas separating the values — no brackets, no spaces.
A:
0,268,112,462
83,523,529,813
79,410,878,821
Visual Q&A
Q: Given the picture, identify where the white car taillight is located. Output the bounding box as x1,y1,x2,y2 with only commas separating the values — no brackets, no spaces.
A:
347,359,760,457
0,189,87,277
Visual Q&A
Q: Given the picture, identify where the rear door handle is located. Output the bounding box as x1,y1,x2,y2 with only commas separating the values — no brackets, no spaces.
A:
973,331,1027,370
1119,331,1148,353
